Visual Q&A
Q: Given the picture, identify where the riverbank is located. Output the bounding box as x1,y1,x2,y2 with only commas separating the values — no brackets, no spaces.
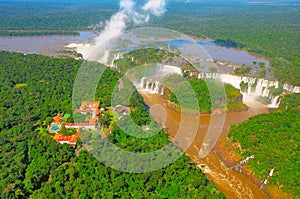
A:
0,30,80,37
214,137,293,199
0,31,95,57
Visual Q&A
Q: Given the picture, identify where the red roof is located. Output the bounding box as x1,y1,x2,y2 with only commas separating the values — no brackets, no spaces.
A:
65,123,96,127
96,109,101,116
52,114,66,123
80,101,100,109
55,132,79,146
74,109,94,113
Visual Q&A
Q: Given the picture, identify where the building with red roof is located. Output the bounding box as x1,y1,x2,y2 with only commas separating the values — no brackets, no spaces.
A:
54,131,79,147
50,101,101,146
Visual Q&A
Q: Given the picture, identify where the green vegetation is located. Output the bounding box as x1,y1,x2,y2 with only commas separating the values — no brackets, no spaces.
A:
240,81,249,93
225,85,248,111
166,78,247,114
0,51,224,198
95,68,152,126
0,30,79,36
96,69,121,108
129,91,152,126
0,1,117,31
228,110,300,198
114,48,166,73
0,51,81,198
32,150,225,199
234,65,252,76
270,87,283,96
279,93,300,110
108,125,169,153
209,67,218,73
0,51,80,131
214,39,245,48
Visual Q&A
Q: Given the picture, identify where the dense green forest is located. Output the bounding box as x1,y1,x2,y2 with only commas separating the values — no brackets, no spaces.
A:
0,1,117,31
31,150,224,199
279,93,300,110
0,51,81,198
228,110,300,198
0,30,79,36
0,51,225,198
166,77,247,114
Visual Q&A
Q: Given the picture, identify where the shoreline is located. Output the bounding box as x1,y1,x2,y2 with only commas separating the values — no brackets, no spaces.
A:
164,98,248,116
0,30,81,37
213,137,293,199
187,33,272,65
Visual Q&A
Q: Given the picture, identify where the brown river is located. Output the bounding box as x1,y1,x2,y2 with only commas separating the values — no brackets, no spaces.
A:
141,91,269,199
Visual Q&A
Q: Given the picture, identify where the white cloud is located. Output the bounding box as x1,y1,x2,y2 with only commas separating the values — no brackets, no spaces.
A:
142,0,167,16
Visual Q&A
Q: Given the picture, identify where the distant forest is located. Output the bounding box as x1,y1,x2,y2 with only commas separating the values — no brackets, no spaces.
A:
0,1,299,85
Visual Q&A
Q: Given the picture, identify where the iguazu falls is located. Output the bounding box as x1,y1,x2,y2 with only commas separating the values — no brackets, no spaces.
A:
0,0,299,199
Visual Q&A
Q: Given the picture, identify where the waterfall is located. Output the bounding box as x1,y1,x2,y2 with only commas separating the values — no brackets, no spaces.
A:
141,77,146,89
262,88,270,98
247,85,252,96
100,50,110,64
160,65,182,75
141,67,299,108
109,52,123,67
140,78,164,95
196,73,221,80
219,74,242,89
160,86,164,95
268,80,279,88
154,81,160,93
284,83,300,93
212,74,290,108
294,86,300,93
254,79,264,96
195,73,299,108
268,95,281,108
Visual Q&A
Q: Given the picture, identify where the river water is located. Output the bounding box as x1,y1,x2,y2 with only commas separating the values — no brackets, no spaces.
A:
0,33,270,70
168,39,270,69
142,91,269,199
0,32,95,56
